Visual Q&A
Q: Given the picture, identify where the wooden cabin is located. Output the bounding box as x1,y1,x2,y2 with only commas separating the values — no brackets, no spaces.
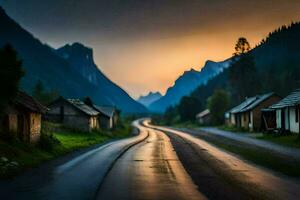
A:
0,91,46,144
226,97,257,127
270,89,300,134
196,109,211,125
92,105,118,129
45,97,99,132
226,92,281,131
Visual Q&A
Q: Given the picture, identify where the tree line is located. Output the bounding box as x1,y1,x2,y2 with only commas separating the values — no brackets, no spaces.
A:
159,21,300,126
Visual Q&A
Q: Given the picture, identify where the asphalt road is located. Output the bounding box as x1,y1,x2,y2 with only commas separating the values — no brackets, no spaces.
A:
2,119,300,200
152,125,300,200
96,122,205,200
0,119,148,200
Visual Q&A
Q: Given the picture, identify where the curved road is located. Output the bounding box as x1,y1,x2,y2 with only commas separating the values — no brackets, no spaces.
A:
1,119,300,200
96,121,204,200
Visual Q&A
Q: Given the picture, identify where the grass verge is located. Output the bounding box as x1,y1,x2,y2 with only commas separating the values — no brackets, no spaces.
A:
256,134,300,148
218,125,249,133
193,132,300,177
0,119,133,178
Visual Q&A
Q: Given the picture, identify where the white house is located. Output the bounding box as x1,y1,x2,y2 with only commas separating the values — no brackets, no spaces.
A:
270,89,300,133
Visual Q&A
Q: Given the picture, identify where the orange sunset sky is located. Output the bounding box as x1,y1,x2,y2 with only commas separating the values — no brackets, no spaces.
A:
1,0,300,98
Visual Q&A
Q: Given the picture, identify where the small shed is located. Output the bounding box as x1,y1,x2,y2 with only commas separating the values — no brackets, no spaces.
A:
270,89,300,134
196,109,210,125
0,91,46,144
93,106,117,129
45,97,99,132
226,97,257,127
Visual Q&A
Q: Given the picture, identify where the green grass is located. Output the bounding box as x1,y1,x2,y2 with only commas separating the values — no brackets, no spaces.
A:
218,125,248,133
0,119,133,178
256,134,300,148
170,121,200,129
197,134,300,177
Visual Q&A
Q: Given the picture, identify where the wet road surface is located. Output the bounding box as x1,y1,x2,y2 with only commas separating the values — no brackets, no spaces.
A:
0,120,148,200
151,124,300,200
199,127,300,159
2,119,300,200
96,123,205,200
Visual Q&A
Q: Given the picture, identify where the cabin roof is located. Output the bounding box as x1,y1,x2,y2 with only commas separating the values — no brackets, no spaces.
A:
15,91,47,113
229,97,257,114
93,105,115,118
196,109,210,118
228,92,275,114
270,89,300,109
239,92,275,112
67,99,99,116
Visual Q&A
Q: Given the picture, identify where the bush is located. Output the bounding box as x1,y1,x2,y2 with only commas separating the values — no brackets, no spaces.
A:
39,132,60,151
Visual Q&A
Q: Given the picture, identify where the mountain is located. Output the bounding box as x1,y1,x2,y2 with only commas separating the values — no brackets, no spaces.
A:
190,22,300,110
137,92,162,107
0,7,147,113
149,59,230,112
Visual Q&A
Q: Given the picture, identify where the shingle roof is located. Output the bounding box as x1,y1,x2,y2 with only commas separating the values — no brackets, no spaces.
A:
93,105,115,118
15,91,47,113
67,99,99,116
229,97,257,114
239,92,275,112
196,109,210,118
228,92,275,114
270,89,300,109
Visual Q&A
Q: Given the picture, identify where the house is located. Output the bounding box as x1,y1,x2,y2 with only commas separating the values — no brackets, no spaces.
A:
226,97,257,127
196,109,210,125
226,92,281,131
269,89,300,134
0,91,46,144
91,105,118,129
45,97,99,132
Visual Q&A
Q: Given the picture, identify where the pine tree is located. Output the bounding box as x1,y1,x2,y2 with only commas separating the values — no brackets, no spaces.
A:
0,44,24,113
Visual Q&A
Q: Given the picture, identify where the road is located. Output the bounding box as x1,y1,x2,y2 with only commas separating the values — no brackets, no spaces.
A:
1,119,300,200
96,121,204,200
0,120,148,200
197,127,300,159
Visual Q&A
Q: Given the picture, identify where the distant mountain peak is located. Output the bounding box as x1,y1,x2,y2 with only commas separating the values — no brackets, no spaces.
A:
138,91,162,107
0,8,147,113
56,42,94,62
149,59,229,112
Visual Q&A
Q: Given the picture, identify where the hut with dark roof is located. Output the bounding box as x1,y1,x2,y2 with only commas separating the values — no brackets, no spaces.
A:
0,91,47,144
45,97,99,132
270,89,300,133
226,92,281,131
94,105,118,129
196,109,211,125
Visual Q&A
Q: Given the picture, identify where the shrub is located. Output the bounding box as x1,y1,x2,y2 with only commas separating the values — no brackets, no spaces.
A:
39,132,60,151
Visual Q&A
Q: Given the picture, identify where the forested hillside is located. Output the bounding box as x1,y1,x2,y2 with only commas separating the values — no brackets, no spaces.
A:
167,22,300,123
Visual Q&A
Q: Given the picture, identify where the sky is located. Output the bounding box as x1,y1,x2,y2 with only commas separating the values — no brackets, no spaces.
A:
1,0,300,98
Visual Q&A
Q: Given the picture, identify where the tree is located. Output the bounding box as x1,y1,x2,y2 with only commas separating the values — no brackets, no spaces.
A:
0,44,24,112
83,97,93,106
32,80,59,105
207,89,230,125
163,106,178,125
178,96,202,122
234,37,251,56
229,37,261,103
